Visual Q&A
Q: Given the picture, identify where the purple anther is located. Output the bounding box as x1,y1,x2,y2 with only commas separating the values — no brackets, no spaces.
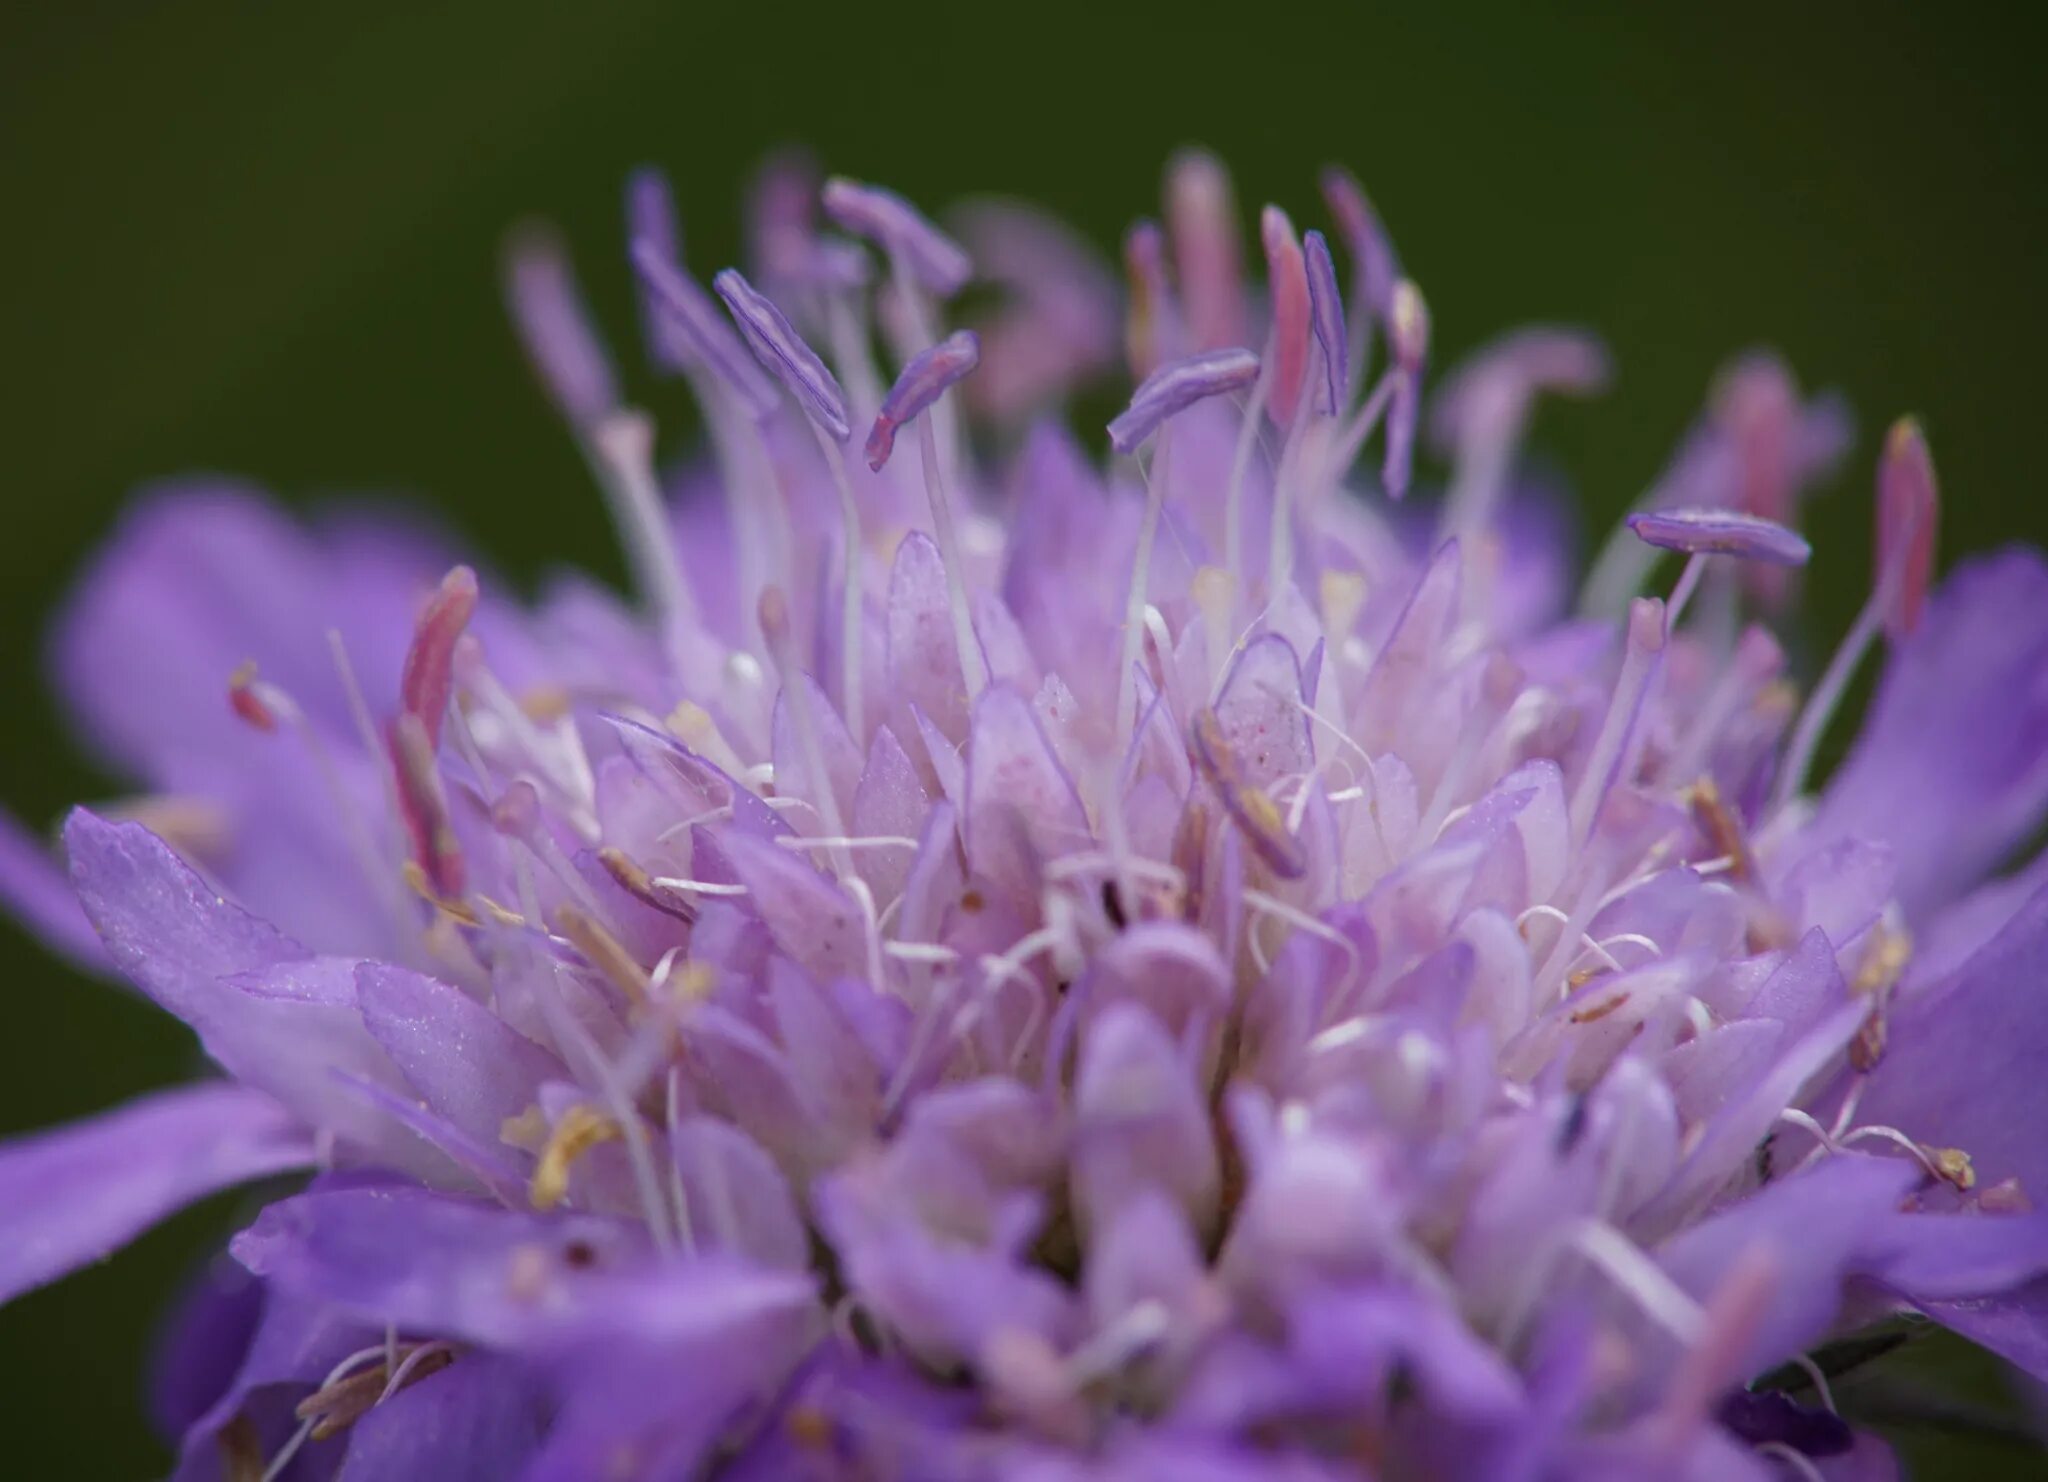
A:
630,241,780,418
1123,219,1178,378
1626,509,1813,567
626,167,680,269
1382,281,1430,498
1303,229,1348,415
713,269,852,441
1319,166,1400,315
821,177,973,298
503,227,618,428
865,331,981,471
1107,347,1260,456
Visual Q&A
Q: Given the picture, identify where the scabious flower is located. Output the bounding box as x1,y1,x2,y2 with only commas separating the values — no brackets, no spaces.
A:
4,147,2048,1482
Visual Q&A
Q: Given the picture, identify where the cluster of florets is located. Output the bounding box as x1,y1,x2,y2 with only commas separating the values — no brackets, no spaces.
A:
3,149,2047,1482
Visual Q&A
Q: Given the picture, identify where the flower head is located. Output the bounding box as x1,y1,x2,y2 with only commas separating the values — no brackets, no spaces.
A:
5,152,2048,1481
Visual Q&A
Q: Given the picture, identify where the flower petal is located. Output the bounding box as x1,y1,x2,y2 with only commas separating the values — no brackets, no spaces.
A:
1809,548,2048,915
0,807,106,971
333,1353,548,1482
356,961,568,1146
0,1083,311,1304
1852,880,2048,1196
233,1183,810,1351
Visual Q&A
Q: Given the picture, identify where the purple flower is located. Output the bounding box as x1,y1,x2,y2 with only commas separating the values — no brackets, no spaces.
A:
5,152,2048,1482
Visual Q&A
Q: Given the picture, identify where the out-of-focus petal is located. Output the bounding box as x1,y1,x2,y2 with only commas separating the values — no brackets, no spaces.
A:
0,1083,311,1304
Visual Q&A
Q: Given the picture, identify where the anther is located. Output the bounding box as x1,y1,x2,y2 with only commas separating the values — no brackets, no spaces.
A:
1875,416,1939,640
821,177,973,299
598,845,698,924
390,712,465,899
1260,206,1311,428
1383,280,1430,498
1319,165,1400,320
1775,421,1943,811
1108,347,1262,455
399,566,479,748
528,1104,623,1211
1302,229,1348,416
714,268,852,441
1122,220,1177,377
502,225,618,431
1166,150,1247,349
555,903,650,1006
629,240,780,417
227,660,280,732
1190,709,1307,879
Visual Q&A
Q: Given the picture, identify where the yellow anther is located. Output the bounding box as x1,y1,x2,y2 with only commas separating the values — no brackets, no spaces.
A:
1930,1146,1976,1193
1320,569,1368,637
516,684,574,722
474,893,530,927
527,1105,622,1212
402,859,481,925
1684,776,1755,884
556,904,650,1006
1851,924,1913,996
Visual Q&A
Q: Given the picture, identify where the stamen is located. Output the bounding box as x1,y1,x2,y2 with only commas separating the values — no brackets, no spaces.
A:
629,240,780,417
820,177,973,299
1383,280,1430,499
1569,597,1667,845
555,903,650,1006
1875,416,1939,640
867,333,988,704
1114,432,1171,754
1166,150,1246,349
1319,165,1400,324
1108,347,1261,456
1254,206,1314,601
1242,886,1360,993
528,1104,623,1211
1435,329,1610,538
390,713,465,899
864,330,981,471
598,845,697,924
227,659,280,732
295,1344,457,1440
757,586,856,871
1685,777,1758,883
1122,220,1177,377
1064,1299,1172,1387
1303,229,1348,416
626,166,683,364
714,268,852,441
1567,1218,1706,1346
1190,709,1308,880
588,411,700,642
502,226,618,430
1775,422,1940,809
399,566,479,748
1260,207,1312,428
401,860,479,925
649,877,751,898
1663,624,1784,785
777,834,920,854
1627,508,1812,567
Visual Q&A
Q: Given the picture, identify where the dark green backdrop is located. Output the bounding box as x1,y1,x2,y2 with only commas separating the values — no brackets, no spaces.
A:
3,2,2043,1474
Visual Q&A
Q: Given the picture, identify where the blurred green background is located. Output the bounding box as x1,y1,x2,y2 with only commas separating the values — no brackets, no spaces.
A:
3,1,2045,1474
